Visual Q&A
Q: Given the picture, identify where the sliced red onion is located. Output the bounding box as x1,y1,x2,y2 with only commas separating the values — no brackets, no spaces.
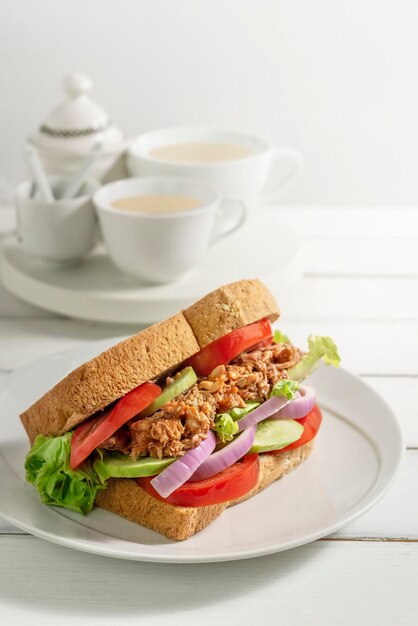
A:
236,396,292,432
189,425,256,482
270,386,316,420
150,430,216,498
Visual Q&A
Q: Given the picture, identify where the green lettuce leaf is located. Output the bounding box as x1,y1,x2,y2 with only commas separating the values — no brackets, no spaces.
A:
270,379,299,399
213,413,239,442
273,329,290,343
25,433,107,515
288,334,340,382
91,448,112,484
214,402,260,441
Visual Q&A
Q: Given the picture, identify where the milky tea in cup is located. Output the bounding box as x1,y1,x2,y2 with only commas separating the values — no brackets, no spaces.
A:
128,128,303,205
149,142,253,163
94,177,246,284
110,194,201,214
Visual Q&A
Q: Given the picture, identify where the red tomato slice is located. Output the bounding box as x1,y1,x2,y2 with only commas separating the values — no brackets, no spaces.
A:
267,404,323,455
137,453,259,507
70,382,161,469
185,318,273,377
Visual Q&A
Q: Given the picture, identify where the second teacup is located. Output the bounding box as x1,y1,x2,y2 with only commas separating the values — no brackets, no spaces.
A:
127,127,304,207
94,177,246,283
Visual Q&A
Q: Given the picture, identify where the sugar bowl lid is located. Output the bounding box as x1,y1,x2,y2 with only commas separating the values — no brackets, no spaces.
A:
31,73,125,155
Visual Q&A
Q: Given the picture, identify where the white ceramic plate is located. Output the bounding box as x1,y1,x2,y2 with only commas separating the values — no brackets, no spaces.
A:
0,340,403,563
0,212,303,324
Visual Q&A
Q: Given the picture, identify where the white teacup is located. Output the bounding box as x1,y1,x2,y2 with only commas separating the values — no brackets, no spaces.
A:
127,127,303,207
94,177,246,284
15,177,99,264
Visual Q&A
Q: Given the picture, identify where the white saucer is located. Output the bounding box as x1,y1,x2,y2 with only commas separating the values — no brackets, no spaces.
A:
0,340,403,563
0,214,303,324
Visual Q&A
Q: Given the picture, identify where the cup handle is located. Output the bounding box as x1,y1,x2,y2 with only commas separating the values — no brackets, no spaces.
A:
261,147,304,205
211,198,247,244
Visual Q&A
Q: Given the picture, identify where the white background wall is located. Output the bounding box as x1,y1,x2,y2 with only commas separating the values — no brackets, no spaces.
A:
1,0,417,206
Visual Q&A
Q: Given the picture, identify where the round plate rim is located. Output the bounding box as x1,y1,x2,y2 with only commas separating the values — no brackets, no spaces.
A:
0,341,404,563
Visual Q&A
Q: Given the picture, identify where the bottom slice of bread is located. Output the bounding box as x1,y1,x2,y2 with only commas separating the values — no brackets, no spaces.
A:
95,441,314,541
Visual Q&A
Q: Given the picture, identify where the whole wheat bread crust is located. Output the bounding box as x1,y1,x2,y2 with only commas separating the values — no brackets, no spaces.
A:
20,279,279,443
184,279,279,347
95,441,313,541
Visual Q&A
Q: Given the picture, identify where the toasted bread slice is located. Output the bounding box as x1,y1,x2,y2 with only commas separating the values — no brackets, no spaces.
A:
20,279,279,443
184,279,279,347
95,442,313,541
20,278,289,541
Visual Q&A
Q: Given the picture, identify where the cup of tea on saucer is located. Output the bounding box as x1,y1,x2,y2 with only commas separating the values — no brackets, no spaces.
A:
127,127,303,208
94,177,246,284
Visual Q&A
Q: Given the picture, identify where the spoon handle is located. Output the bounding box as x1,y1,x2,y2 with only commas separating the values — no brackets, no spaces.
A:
59,142,102,200
24,144,54,202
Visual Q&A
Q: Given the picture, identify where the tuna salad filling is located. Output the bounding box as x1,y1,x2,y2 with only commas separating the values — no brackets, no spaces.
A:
100,341,302,459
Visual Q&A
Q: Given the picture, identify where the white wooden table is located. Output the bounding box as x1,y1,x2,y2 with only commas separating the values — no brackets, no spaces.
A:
0,204,417,625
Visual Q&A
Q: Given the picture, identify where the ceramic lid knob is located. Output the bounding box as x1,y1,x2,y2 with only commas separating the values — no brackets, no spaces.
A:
30,72,125,155
64,73,93,98
42,72,108,131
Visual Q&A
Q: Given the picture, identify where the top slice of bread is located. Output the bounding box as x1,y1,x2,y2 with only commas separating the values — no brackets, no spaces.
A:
183,279,279,347
20,279,279,443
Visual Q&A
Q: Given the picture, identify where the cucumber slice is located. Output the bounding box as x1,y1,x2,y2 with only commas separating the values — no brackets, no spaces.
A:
229,402,260,421
141,366,197,416
97,454,177,479
250,419,303,453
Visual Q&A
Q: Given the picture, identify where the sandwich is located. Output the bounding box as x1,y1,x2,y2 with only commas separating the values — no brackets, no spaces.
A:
21,279,340,541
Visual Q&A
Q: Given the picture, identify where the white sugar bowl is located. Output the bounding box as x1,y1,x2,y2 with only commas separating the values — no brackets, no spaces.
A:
28,73,128,182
